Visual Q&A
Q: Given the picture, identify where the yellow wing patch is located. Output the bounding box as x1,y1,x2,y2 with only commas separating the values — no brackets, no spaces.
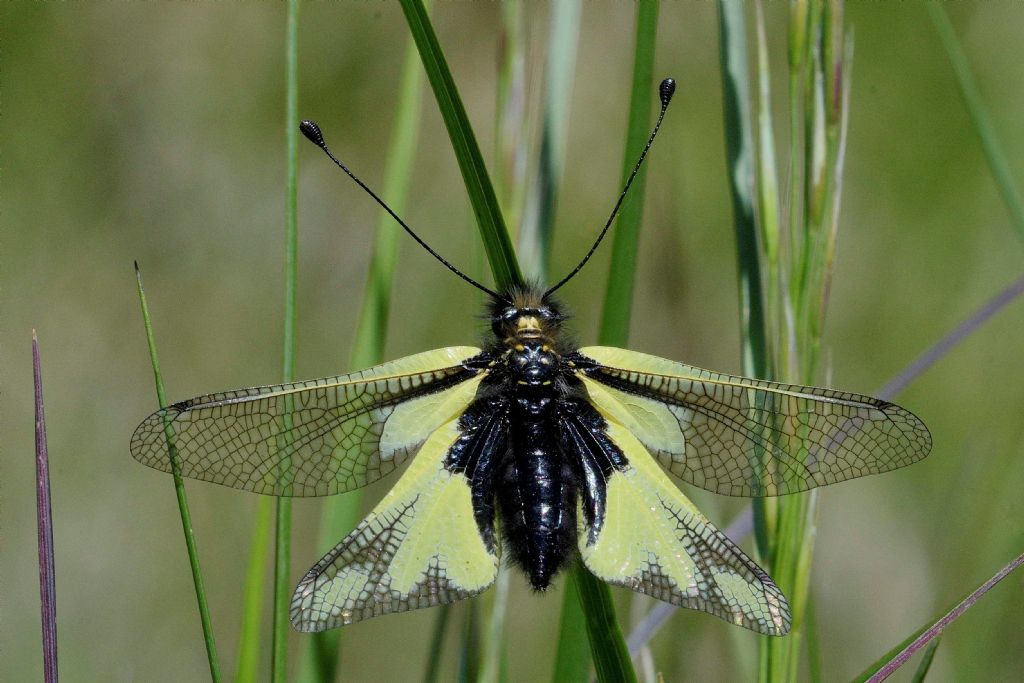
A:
290,417,497,631
579,421,791,635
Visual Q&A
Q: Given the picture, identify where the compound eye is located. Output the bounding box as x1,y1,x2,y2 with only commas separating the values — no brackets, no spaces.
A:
537,307,554,320
502,308,519,321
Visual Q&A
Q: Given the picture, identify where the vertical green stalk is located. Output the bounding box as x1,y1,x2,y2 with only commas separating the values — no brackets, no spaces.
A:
399,0,522,290
740,1,851,681
235,498,272,682
554,3,658,682
273,1,300,681
293,11,428,681
517,0,582,282
597,0,660,344
135,265,222,682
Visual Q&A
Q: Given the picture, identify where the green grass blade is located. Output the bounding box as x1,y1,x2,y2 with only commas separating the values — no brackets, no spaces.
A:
551,570,590,682
135,264,222,683
909,637,941,683
718,0,775,572
597,0,660,346
294,13,428,682
272,1,300,680
235,498,272,683
555,4,660,682
399,0,522,290
423,605,452,683
518,0,582,282
926,2,1024,243
718,0,769,381
851,551,1024,683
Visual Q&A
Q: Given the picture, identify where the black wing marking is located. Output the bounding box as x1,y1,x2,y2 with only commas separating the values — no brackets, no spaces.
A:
130,347,486,497
575,346,932,497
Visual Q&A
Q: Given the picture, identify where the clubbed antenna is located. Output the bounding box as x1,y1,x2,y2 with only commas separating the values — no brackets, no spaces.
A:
545,78,676,297
300,120,506,301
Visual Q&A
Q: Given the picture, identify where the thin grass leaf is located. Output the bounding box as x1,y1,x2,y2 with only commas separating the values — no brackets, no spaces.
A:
551,569,590,682
556,4,662,682
718,0,775,571
294,12,428,682
33,332,58,683
597,0,660,346
399,0,522,290
926,2,1024,243
235,498,272,683
877,274,1024,401
423,605,452,683
852,551,1024,683
272,1,301,680
518,0,582,282
909,636,941,683
134,264,222,682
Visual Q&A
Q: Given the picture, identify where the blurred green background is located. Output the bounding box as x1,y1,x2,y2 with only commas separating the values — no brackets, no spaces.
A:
3,2,1023,681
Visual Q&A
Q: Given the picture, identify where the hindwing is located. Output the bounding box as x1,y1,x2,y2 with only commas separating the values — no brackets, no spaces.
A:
289,415,499,630
130,347,485,496
576,346,931,497
576,420,791,635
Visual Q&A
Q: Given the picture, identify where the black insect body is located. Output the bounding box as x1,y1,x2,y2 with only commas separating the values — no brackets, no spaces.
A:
444,287,623,592
131,78,932,635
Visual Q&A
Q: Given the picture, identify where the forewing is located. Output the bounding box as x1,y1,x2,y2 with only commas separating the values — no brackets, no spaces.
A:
290,416,498,630
577,346,932,497
130,347,484,496
578,421,790,635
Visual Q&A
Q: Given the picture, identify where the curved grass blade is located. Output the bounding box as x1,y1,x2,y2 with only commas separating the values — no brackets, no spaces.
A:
853,551,1024,683
33,332,58,683
398,0,522,290
926,2,1024,242
135,264,222,682
294,12,428,681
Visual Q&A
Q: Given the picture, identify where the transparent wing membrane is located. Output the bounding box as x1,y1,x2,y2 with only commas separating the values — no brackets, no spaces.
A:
578,346,932,497
130,347,483,497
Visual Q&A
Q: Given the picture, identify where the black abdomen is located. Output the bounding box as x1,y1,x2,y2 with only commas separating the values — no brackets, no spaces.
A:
497,395,576,590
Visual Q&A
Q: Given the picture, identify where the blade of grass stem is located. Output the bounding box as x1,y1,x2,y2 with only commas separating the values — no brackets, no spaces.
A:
135,264,222,682
294,13,428,683
555,4,660,682
877,273,1024,401
272,1,300,680
518,0,581,281
458,601,483,683
926,2,1024,243
597,0,660,346
399,0,522,290
235,498,272,683
718,0,774,571
552,569,590,682
908,637,941,683
33,332,58,683
423,605,452,683
853,550,1024,683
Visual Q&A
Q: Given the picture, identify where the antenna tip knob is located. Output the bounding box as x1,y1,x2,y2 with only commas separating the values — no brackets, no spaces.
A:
299,119,325,147
659,78,676,107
